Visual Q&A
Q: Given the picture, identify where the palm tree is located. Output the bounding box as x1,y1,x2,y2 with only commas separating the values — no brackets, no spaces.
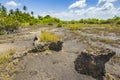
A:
31,11,34,15
23,6,27,12
0,5,7,17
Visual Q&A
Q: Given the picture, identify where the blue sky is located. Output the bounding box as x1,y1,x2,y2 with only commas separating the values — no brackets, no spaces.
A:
0,0,120,20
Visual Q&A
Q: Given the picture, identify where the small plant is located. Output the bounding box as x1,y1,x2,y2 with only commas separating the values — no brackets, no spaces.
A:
39,31,60,42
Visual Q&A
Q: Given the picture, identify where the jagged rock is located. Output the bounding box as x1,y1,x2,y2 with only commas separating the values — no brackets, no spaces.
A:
49,41,63,51
32,40,63,52
74,48,116,80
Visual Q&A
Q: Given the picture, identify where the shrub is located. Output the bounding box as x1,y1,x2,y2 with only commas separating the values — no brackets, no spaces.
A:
57,22,62,27
39,31,60,42
0,31,5,35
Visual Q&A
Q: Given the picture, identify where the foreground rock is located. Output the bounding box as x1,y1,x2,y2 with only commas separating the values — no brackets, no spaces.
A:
74,48,116,80
32,40,63,53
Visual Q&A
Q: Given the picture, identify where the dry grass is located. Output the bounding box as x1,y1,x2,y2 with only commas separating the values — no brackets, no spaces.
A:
99,38,117,45
0,49,16,80
39,31,60,42
64,23,120,35
0,49,16,65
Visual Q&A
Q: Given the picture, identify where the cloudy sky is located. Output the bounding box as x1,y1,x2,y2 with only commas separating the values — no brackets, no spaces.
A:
1,0,120,20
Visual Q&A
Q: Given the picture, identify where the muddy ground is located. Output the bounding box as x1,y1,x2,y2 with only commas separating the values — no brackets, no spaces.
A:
0,26,120,80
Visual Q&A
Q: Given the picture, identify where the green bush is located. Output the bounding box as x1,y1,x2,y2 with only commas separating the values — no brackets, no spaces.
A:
57,22,62,27
0,31,5,35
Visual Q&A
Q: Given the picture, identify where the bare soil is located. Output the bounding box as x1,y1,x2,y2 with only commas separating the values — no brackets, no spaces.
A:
0,27,120,80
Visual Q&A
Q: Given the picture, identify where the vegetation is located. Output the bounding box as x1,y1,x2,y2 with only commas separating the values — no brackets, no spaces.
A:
0,3,120,35
0,4,61,34
0,49,16,65
0,49,16,80
57,22,62,27
39,31,60,42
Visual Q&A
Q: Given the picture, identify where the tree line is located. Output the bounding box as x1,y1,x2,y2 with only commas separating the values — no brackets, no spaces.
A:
0,3,120,34
68,17,120,24
0,4,61,34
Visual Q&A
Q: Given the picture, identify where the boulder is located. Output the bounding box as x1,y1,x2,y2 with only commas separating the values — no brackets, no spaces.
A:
74,48,116,80
49,41,63,51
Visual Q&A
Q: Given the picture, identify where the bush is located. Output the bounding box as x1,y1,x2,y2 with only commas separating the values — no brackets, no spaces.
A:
39,31,60,42
57,22,62,27
0,31,5,35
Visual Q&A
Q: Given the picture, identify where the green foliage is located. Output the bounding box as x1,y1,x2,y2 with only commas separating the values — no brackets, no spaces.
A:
78,17,120,25
0,31,5,35
39,31,60,42
0,49,16,64
57,22,62,27
0,3,120,35
66,24,82,30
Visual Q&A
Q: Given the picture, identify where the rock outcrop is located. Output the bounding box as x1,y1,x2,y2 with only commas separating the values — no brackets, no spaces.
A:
32,40,63,53
74,48,116,80
48,41,63,51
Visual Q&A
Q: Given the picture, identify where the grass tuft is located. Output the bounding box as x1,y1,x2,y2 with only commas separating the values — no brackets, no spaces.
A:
39,31,60,42
0,49,16,65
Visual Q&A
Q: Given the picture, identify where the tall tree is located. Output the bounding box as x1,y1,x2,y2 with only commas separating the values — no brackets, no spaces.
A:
31,11,34,15
23,6,27,12
0,5,7,17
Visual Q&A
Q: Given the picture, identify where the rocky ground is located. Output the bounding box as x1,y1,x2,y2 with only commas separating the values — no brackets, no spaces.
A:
0,26,120,80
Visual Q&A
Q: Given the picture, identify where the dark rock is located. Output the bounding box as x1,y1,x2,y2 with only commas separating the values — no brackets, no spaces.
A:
32,40,63,52
49,41,63,51
34,36,38,41
74,48,116,80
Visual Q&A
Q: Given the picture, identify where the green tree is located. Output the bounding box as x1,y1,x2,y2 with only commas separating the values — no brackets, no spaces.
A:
23,6,27,12
9,9,14,15
31,11,34,15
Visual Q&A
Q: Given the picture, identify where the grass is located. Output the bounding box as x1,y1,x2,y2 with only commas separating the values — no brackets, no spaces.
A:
64,23,120,34
64,24,83,31
112,54,120,65
0,31,6,35
39,31,61,42
0,49,16,80
0,49,16,65
0,73,12,80
99,38,117,45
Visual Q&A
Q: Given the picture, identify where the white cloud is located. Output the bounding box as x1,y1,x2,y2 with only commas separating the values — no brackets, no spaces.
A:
97,0,117,5
6,1,20,7
38,0,120,20
68,0,87,9
102,2,114,10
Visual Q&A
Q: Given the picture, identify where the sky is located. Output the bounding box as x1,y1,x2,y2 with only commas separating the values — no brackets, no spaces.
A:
0,0,120,20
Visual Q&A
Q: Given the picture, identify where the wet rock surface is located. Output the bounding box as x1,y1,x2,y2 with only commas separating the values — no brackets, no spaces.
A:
74,48,116,80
